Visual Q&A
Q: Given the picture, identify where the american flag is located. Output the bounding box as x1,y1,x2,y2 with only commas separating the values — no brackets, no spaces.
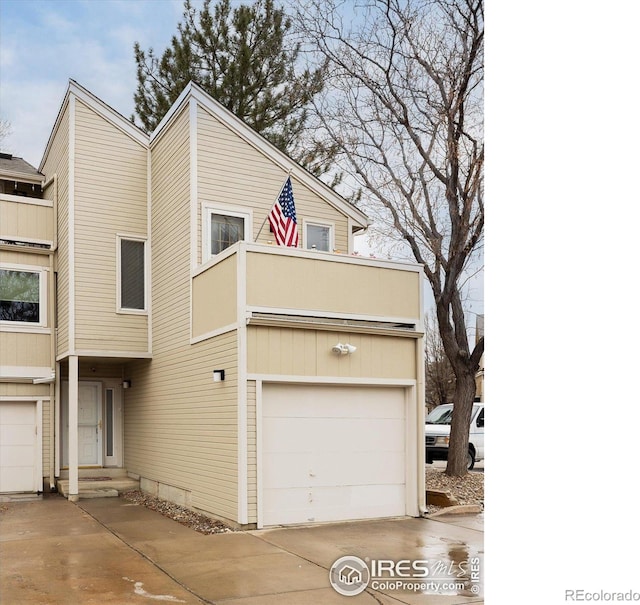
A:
268,177,299,247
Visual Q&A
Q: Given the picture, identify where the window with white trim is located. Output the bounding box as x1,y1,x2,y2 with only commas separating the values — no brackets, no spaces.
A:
0,267,46,325
305,222,333,252
203,207,250,259
117,236,147,312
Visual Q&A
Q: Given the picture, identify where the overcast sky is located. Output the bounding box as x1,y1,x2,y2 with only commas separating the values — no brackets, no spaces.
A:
0,0,186,167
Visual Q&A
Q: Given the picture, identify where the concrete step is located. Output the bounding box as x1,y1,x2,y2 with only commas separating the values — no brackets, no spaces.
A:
56,476,139,499
58,468,130,480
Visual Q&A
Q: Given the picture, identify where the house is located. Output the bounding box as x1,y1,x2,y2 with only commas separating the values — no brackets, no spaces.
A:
0,80,426,527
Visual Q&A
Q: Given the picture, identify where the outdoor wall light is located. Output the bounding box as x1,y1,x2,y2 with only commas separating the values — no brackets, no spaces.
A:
122,380,132,389
331,343,357,355
213,369,226,382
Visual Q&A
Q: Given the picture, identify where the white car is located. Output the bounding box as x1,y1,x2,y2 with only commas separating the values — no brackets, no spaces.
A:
425,403,484,470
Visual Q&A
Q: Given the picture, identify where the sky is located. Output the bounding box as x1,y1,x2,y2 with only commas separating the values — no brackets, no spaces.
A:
2,0,640,598
0,0,186,167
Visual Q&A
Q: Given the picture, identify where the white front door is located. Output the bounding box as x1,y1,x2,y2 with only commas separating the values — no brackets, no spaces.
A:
62,382,102,467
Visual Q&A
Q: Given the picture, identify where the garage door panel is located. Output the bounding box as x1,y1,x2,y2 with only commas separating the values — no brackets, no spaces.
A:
0,467,35,492
263,452,313,488
0,402,38,494
1,424,35,446
265,388,404,419
262,384,408,526
264,417,404,454
1,444,36,466
312,451,405,486
264,485,406,525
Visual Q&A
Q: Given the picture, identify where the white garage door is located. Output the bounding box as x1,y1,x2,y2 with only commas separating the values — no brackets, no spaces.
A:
262,384,406,526
0,402,38,493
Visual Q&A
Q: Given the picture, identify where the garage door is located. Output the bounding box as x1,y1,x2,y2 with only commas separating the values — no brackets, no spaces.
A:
262,384,406,526
0,402,38,493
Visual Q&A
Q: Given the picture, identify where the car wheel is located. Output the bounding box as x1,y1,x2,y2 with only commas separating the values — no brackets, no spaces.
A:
467,448,475,470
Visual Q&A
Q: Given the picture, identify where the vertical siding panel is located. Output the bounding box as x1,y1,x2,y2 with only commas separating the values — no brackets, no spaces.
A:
124,107,239,522
41,106,70,355
73,101,148,353
246,380,256,523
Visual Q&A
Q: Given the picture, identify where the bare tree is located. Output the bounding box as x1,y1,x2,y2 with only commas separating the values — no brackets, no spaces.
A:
425,314,456,411
298,0,484,475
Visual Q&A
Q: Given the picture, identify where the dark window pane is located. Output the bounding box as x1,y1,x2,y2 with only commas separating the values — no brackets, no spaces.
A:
306,225,330,251
121,240,145,309
0,270,40,322
106,389,114,457
210,214,244,255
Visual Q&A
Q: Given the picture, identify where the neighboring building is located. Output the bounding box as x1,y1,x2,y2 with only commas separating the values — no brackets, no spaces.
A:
475,314,484,402
0,80,425,527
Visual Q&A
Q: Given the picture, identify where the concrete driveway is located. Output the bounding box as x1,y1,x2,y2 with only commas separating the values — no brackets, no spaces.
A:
1,494,483,604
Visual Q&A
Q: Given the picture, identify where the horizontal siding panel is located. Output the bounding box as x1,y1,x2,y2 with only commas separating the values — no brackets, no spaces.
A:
196,105,350,264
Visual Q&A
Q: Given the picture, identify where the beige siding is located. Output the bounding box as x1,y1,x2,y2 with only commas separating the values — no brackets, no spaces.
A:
0,383,49,398
41,106,70,356
124,108,239,522
246,251,421,319
42,399,51,480
0,250,50,268
73,100,148,353
0,332,51,368
192,254,237,338
196,105,349,264
0,199,53,242
125,332,239,522
247,380,256,523
247,327,417,379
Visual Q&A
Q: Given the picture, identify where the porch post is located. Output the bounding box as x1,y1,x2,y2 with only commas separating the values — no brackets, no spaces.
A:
68,355,79,501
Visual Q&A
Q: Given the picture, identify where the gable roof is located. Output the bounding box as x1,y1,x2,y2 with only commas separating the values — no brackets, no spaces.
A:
37,80,370,230
0,153,44,183
39,80,149,171
152,81,370,230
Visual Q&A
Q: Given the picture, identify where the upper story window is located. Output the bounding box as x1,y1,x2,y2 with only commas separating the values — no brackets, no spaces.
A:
117,236,147,313
0,267,46,325
203,206,250,260
305,221,334,252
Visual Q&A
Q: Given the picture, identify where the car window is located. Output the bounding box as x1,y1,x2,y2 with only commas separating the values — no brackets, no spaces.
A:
476,408,484,428
426,406,453,425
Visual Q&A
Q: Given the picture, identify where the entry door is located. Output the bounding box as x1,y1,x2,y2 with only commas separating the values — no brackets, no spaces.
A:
62,382,103,467
78,383,102,465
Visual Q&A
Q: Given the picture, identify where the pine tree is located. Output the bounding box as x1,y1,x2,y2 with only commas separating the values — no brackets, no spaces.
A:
133,0,337,178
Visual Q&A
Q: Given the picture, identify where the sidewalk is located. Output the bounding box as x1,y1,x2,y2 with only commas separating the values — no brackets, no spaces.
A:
1,494,483,604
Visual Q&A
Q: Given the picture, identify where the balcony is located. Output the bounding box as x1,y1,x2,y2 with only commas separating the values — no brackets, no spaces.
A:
191,242,423,343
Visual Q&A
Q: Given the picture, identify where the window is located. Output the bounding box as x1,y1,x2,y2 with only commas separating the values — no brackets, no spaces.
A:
118,236,146,312
305,222,333,252
203,207,250,259
0,268,45,324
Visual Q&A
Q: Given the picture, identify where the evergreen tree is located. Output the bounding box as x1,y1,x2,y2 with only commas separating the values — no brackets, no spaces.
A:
133,0,337,178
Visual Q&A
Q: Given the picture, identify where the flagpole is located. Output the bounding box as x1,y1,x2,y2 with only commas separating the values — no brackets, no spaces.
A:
254,169,292,243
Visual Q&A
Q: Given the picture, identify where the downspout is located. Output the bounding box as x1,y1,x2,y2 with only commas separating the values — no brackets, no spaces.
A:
43,173,58,490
